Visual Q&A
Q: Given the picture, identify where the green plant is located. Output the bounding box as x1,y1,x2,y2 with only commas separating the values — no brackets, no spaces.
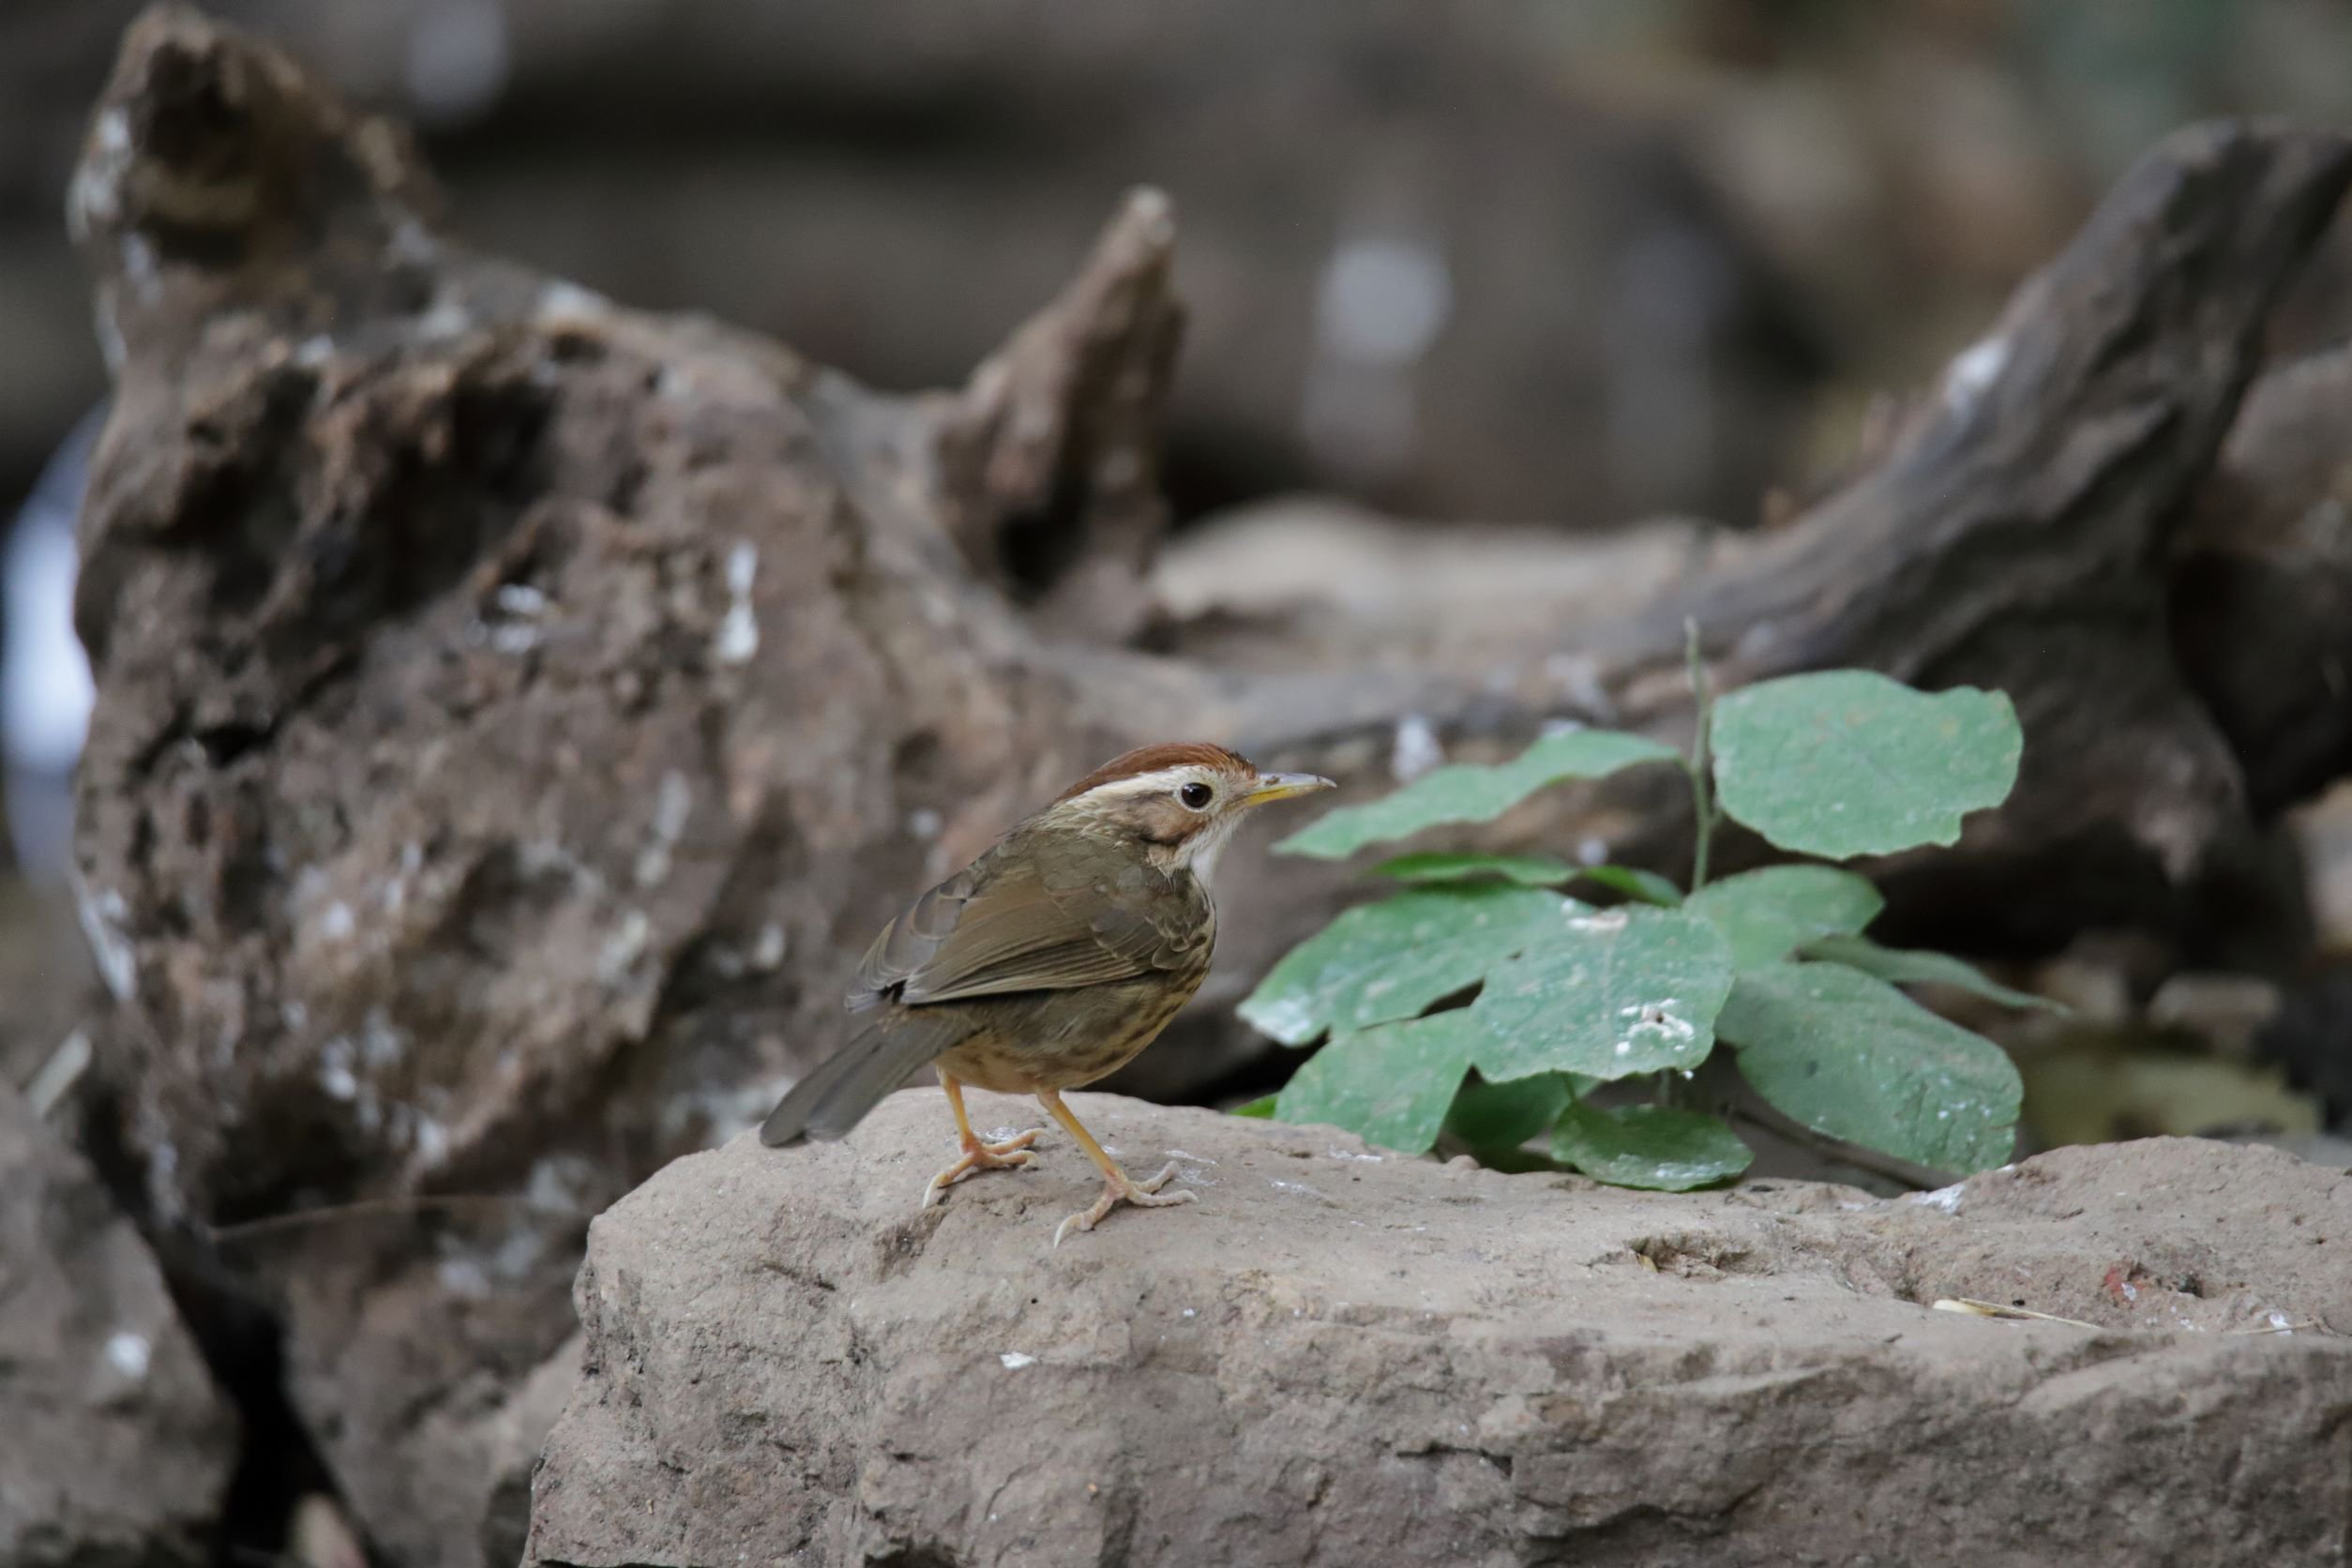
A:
1237,636,2049,1190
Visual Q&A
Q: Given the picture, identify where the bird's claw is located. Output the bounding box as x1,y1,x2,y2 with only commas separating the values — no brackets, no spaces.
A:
1051,1161,1197,1247
921,1128,1043,1208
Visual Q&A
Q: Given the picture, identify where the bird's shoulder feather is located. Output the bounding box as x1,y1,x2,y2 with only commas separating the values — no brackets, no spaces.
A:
849,822,1212,1010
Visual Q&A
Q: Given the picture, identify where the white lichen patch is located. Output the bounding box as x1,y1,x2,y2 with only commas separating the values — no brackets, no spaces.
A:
361,1009,405,1067
598,910,652,984
495,583,548,618
635,770,693,888
715,542,760,666
535,279,611,326
66,109,132,242
415,294,474,341
1942,334,2009,414
437,1258,492,1299
318,1035,358,1101
1909,1183,1966,1215
103,1331,152,1380
71,879,136,1002
119,234,160,304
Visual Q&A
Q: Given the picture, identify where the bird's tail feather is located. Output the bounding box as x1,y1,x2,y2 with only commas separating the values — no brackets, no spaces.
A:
759,1013,964,1147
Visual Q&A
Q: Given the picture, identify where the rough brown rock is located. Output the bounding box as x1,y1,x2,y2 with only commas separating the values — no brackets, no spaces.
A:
0,1083,235,1568
528,1091,2352,1568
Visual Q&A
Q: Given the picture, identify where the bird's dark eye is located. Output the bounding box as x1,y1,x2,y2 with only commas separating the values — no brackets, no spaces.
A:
1179,781,1214,810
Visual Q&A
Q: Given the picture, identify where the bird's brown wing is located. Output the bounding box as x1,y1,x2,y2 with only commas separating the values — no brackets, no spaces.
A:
852,829,1211,1009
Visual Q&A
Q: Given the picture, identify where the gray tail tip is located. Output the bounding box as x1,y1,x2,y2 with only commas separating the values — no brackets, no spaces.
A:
761,1111,850,1149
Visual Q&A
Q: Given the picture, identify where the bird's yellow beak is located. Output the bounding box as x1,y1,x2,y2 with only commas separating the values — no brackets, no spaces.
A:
1242,771,1336,807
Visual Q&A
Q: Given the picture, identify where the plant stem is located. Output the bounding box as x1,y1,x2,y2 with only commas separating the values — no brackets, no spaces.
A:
1682,616,1718,891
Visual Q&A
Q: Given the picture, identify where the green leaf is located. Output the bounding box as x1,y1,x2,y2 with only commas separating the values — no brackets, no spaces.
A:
1443,1072,1584,1152
1798,934,2063,1013
1571,865,1685,907
1710,671,2022,859
1229,1094,1278,1119
1470,907,1735,1082
1274,1013,1484,1153
1684,866,1884,971
1239,885,1570,1047
1551,1101,1753,1190
1275,729,1681,859
1717,961,2021,1171
1372,852,1577,887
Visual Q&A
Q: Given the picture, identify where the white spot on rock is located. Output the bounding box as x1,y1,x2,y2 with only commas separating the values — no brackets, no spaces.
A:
415,294,473,341
715,543,760,666
636,770,693,887
72,880,137,1001
1943,335,2008,414
1909,1184,1966,1215
495,583,547,618
998,1351,1036,1370
119,234,160,302
598,910,651,984
318,1034,357,1092
103,1331,151,1380
535,279,611,325
438,1258,491,1299
67,110,133,242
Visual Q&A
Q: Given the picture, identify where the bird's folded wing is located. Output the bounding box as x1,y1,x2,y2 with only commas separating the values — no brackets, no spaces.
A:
860,838,1208,1007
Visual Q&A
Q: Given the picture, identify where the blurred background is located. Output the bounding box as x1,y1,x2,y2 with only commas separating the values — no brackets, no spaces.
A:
7,0,2352,1144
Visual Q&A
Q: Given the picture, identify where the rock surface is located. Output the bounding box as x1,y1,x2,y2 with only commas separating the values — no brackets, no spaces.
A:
0,1083,234,1568
529,1092,2352,1568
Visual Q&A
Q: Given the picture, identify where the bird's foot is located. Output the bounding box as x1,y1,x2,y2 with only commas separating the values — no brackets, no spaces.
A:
922,1128,1042,1208
1052,1161,1196,1247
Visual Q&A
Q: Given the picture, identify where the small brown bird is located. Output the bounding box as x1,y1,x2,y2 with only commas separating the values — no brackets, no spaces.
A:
761,743,1333,1244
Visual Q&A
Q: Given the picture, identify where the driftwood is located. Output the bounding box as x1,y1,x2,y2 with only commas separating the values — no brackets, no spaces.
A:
58,9,2352,1560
